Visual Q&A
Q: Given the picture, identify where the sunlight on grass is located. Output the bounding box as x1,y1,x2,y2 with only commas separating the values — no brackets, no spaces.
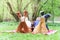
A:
0,22,60,40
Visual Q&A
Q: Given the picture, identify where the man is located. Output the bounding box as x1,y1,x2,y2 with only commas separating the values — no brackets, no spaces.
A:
40,11,51,31
33,11,45,27
44,14,51,31
32,11,51,34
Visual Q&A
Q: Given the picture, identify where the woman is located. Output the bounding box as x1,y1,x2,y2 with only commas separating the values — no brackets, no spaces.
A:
16,10,32,33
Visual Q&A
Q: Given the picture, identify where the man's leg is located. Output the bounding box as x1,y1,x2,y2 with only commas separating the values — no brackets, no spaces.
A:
46,24,49,31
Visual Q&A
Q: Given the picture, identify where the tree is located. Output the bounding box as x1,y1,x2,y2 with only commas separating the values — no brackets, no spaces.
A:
6,2,19,22
6,0,31,22
31,0,48,21
6,0,49,21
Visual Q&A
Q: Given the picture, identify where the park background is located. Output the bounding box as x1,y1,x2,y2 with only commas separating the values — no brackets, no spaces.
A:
0,0,60,40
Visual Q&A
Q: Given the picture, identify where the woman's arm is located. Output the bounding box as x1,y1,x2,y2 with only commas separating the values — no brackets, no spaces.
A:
16,11,22,19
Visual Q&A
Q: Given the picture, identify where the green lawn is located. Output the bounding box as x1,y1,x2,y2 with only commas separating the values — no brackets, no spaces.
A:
0,22,60,40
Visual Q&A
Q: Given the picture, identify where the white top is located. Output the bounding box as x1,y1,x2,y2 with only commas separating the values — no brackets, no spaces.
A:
20,16,28,22
20,16,31,28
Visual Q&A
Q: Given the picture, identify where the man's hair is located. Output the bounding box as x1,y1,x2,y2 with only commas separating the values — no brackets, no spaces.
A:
40,11,45,16
44,14,51,19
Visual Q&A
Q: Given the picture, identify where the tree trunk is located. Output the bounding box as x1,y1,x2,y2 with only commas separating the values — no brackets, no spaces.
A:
6,2,19,22
32,0,41,21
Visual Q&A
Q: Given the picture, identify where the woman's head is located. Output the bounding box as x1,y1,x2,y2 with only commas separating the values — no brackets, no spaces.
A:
23,10,28,17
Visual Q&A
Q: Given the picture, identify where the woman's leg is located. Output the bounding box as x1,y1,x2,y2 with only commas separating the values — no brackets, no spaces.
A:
46,24,49,31
22,22,31,33
16,22,23,33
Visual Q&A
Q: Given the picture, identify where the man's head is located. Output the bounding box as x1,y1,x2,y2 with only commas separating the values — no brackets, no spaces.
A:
44,14,51,19
43,14,51,22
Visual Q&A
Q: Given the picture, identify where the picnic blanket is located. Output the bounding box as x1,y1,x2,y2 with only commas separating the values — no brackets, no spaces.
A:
45,30,57,35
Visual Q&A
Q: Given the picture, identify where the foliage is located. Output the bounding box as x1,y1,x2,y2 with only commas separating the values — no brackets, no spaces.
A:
0,0,60,21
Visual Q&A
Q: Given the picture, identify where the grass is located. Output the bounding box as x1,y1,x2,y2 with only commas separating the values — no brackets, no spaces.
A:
0,22,60,40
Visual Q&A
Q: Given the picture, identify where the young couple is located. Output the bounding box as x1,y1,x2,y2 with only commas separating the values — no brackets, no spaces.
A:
16,10,51,34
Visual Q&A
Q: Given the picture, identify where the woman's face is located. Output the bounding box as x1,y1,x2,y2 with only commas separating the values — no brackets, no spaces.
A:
23,12,28,17
23,10,28,17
